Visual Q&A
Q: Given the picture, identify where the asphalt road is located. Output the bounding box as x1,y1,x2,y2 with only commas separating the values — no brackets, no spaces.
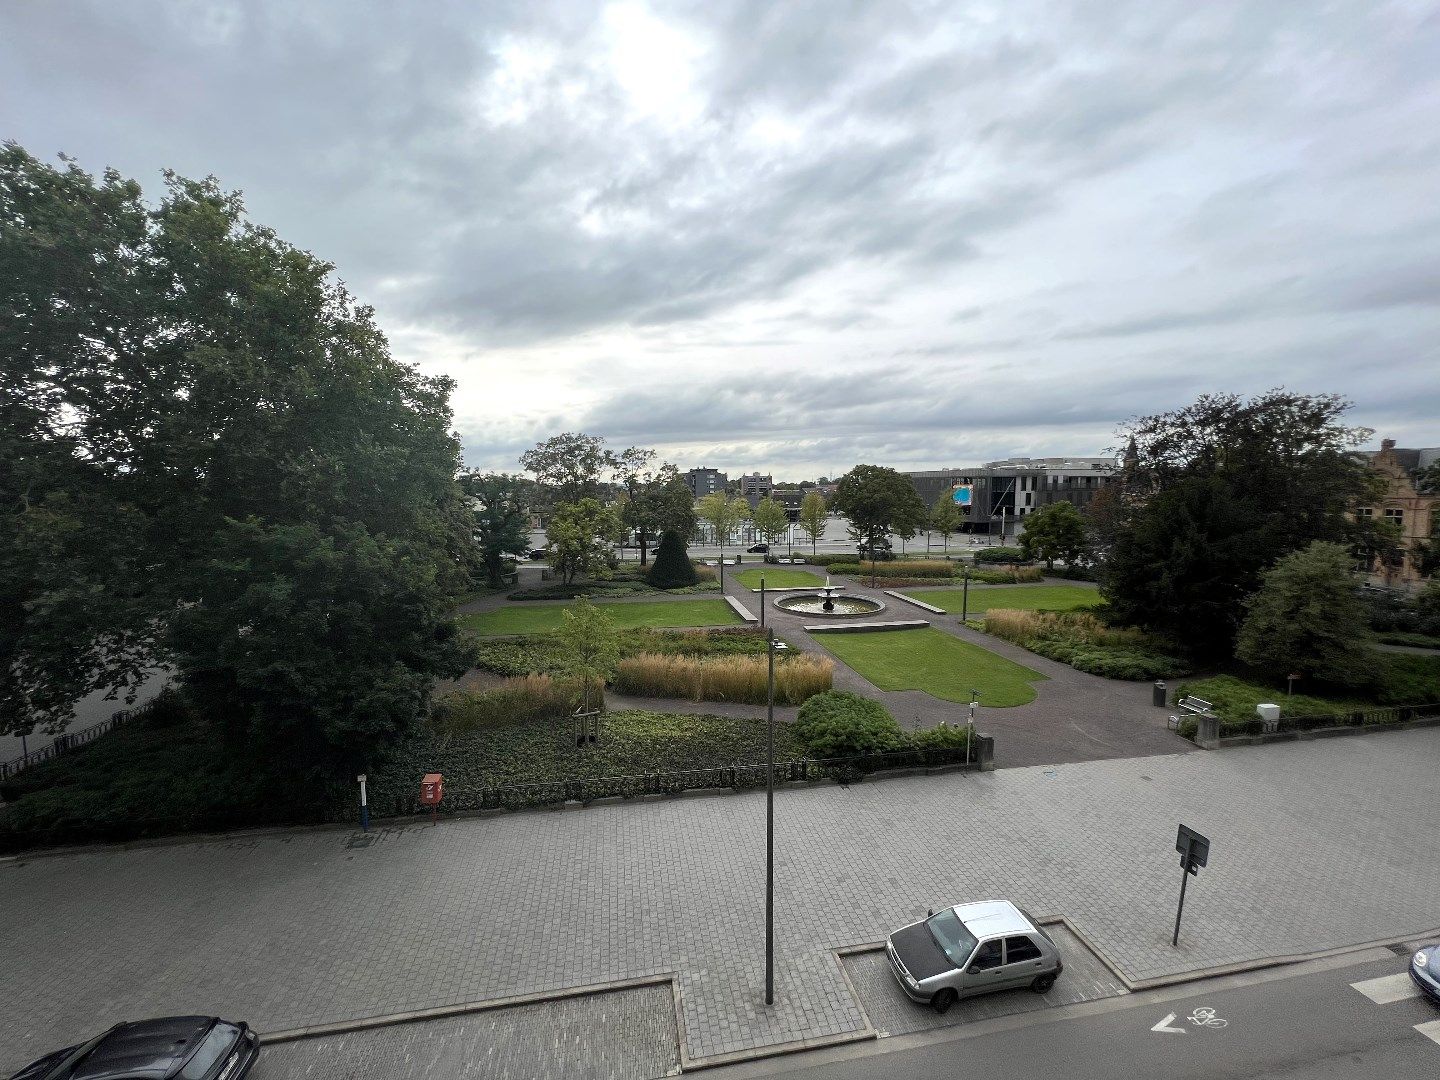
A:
711,948,1440,1080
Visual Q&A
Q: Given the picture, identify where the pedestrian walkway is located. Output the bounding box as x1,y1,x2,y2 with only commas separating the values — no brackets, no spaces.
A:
2,730,1438,1073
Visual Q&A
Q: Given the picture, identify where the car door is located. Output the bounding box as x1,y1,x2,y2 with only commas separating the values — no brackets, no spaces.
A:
999,934,1047,988
959,937,1007,996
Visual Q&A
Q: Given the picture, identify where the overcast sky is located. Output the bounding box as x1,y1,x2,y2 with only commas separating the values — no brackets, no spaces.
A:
4,1,1439,478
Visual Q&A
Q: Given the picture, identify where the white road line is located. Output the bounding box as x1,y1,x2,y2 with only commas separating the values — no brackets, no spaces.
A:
1416,1019,1440,1047
1350,973,1421,1005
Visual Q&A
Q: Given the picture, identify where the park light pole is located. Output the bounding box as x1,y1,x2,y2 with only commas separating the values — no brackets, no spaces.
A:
760,574,766,629
961,569,971,624
966,690,978,767
357,773,369,833
765,625,777,1006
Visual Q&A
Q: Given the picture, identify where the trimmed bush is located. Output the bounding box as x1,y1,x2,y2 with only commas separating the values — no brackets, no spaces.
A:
910,724,971,751
613,652,833,705
973,546,1029,564
1371,654,1440,706
793,691,904,757
960,566,1046,584
648,529,699,589
824,561,953,579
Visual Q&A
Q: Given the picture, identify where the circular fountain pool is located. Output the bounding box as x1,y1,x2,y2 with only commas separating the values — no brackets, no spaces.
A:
774,594,885,617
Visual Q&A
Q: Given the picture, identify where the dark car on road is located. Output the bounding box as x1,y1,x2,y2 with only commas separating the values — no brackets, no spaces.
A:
527,548,548,560
8,1016,258,1080
886,900,1062,1014
1412,943,1440,1004
746,543,768,553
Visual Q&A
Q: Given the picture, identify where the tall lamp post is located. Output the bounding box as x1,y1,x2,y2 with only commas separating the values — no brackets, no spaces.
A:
966,690,978,767
961,569,971,624
760,574,766,629
766,625,776,1005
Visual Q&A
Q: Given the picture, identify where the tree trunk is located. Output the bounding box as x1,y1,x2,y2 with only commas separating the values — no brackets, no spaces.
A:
639,527,649,566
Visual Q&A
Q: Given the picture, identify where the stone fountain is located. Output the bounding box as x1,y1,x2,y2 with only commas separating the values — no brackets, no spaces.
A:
773,575,885,618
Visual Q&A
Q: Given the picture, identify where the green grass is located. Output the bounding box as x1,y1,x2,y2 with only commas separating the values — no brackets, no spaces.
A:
735,569,825,589
902,584,1100,617
818,627,1048,707
458,598,743,636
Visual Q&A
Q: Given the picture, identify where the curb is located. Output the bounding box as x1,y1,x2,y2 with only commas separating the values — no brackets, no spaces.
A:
260,973,676,1044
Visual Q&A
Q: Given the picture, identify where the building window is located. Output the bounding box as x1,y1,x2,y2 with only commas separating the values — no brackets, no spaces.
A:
1356,507,1373,519
1383,508,1404,525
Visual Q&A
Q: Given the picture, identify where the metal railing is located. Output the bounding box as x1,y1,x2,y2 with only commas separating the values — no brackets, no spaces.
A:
0,701,156,782
336,744,980,822
1217,702,1440,738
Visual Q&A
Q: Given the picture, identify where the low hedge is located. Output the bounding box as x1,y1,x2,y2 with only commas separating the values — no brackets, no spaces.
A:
961,566,1046,584
973,546,1028,563
824,561,953,579
472,626,772,678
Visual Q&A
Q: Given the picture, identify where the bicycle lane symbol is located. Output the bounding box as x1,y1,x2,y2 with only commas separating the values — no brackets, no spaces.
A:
1151,1006,1230,1034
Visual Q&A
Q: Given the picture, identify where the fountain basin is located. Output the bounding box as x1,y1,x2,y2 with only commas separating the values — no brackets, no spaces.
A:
774,594,885,618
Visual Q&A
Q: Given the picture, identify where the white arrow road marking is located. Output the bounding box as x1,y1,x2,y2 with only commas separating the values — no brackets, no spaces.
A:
1416,1019,1440,1047
1350,973,1421,1005
1151,1012,1187,1034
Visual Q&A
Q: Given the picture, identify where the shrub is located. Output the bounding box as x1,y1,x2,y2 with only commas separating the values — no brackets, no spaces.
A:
1371,654,1440,706
793,691,904,757
508,580,653,601
430,675,581,738
807,553,859,568
984,608,1191,680
909,724,971,751
823,561,953,579
1049,565,1100,582
613,652,833,705
960,566,1046,584
973,546,1029,564
647,530,699,589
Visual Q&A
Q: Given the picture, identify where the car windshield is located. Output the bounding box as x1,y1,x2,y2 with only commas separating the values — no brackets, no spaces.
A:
179,1024,240,1080
925,909,979,969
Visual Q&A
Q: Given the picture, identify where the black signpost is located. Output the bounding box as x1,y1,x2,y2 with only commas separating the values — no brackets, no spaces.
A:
1172,824,1210,947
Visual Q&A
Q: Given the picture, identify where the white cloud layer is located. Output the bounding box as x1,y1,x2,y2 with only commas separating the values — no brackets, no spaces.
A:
4,0,1438,475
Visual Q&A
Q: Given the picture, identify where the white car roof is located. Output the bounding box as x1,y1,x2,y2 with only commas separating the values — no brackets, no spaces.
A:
952,899,1034,938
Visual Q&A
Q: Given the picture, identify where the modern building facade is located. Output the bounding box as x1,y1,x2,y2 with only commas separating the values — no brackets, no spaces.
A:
738,471,773,499
905,457,1117,538
1355,439,1438,592
684,467,727,498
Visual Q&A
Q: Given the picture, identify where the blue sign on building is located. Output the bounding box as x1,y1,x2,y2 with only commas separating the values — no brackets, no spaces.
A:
951,484,972,506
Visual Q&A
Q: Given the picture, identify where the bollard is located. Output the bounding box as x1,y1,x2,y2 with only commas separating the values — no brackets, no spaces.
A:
1153,680,1167,708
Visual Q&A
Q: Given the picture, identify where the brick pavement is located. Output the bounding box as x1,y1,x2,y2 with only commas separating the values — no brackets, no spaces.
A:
3,731,1440,1073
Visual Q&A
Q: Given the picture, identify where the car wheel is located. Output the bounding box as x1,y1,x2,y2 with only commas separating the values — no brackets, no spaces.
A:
931,989,957,1015
1030,973,1056,994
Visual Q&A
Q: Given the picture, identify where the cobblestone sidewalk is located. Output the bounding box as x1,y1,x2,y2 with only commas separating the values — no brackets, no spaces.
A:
2,731,1439,1073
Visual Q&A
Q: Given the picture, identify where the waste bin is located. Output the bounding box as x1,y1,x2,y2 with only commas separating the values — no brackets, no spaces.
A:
1153,680,1167,708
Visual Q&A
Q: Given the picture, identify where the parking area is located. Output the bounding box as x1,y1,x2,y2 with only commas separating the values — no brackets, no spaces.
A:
251,984,680,1080
840,924,1128,1038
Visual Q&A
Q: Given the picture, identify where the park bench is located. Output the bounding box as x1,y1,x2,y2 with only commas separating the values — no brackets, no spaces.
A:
1169,695,1214,730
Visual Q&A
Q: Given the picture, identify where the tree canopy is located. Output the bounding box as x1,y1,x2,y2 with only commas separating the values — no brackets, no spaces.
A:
545,498,622,584
798,491,828,553
460,472,533,588
697,491,745,550
1235,541,1374,687
1018,501,1089,570
520,432,613,506
0,145,473,777
831,465,927,553
1102,390,1377,659
751,496,789,547
930,494,961,552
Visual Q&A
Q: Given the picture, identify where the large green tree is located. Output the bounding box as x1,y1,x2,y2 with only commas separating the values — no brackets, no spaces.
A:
798,491,828,553
751,496,789,549
697,491,745,554
831,465,927,584
1236,541,1374,687
546,498,623,584
520,432,613,507
613,449,692,566
1103,390,1378,660
0,145,474,777
1018,501,1089,570
460,472,533,587
930,494,961,553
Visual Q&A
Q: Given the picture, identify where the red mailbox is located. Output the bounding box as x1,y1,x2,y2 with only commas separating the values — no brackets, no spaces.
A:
420,773,444,805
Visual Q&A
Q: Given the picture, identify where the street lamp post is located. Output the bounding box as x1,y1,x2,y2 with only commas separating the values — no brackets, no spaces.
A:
760,574,766,629
966,691,978,768
357,773,369,833
961,570,971,623
766,626,776,1006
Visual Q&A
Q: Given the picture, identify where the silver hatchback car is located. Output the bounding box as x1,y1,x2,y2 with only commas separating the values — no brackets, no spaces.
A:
886,899,1062,1013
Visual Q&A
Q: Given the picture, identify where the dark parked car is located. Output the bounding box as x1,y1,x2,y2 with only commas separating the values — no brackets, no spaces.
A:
528,549,548,560
1412,943,1440,1004
8,1016,258,1080
746,543,769,553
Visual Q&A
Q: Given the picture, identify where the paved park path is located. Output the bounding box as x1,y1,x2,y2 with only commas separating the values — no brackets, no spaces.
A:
3,730,1438,1073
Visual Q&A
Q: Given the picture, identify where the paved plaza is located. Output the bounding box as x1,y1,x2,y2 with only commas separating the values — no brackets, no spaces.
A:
3,730,1439,1073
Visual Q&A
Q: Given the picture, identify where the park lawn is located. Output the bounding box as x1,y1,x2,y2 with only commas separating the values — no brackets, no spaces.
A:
458,598,743,637
903,583,1100,618
734,569,825,589
818,627,1048,707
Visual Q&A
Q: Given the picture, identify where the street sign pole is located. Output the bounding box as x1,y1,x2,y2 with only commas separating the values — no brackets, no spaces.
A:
1172,861,1189,947
1172,823,1210,947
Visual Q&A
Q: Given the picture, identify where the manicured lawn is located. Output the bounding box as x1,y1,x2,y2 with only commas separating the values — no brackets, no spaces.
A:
818,627,1048,707
903,583,1100,618
734,569,825,589
458,598,743,637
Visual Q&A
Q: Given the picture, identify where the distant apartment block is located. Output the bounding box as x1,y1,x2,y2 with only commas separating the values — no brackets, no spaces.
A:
684,467,727,497
738,471,772,498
